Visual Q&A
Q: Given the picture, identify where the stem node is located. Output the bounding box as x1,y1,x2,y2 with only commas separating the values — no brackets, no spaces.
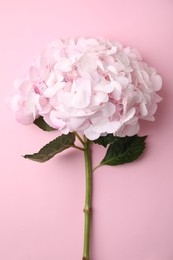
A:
83,207,92,214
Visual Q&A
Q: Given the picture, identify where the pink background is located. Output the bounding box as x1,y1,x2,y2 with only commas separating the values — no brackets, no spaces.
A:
0,0,173,259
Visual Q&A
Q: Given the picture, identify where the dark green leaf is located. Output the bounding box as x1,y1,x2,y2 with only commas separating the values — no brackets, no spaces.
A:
24,133,75,163
100,135,147,166
93,134,118,147
34,116,56,131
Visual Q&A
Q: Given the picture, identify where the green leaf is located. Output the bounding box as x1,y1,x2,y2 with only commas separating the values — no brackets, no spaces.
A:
93,134,118,147
24,133,75,163
34,116,56,131
100,135,147,166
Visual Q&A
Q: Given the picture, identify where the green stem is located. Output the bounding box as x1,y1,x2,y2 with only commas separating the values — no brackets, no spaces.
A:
74,131,85,145
72,145,85,151
92,163,102,173
82,136,92,260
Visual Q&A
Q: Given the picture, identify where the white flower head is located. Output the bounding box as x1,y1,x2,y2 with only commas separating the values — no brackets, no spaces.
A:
10,37,162,140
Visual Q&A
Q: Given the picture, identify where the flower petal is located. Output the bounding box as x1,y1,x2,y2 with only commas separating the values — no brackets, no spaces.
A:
49,110,66,129
84,126,100,140
151,74,162,91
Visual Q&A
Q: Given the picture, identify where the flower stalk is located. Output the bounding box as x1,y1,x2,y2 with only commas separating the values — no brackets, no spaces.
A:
83,136,92,260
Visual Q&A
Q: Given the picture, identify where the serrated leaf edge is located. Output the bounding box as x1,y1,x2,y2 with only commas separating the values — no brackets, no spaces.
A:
23,133,75,163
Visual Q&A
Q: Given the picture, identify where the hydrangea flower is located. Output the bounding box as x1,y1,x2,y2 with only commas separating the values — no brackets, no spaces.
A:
9,37,163,260
10,37,162,140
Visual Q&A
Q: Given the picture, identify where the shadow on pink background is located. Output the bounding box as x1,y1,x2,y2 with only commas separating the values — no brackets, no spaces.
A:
0,0,173,259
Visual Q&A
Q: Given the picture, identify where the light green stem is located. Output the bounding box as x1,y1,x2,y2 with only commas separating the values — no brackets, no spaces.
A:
82,136,92,260
72,145,85,151
74,131,85,145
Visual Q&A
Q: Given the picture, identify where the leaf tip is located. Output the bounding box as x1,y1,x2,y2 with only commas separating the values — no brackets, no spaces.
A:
23,154,29,159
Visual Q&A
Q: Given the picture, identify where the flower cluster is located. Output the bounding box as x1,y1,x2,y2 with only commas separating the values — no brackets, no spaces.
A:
10,38,162,140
